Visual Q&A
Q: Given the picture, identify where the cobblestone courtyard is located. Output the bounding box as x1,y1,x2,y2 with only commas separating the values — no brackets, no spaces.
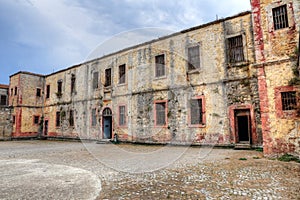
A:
0,141,299,199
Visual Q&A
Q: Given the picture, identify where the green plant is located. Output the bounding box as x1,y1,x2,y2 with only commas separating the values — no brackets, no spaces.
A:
253,156,260,159
277,154,300,163
239,157,247,161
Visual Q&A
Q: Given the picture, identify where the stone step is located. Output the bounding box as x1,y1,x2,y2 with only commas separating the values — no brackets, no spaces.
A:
96,139,112,144
234,143,251,149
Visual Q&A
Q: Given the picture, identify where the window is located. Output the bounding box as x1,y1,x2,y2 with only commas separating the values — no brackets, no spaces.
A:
36,88,41,97
105,68,111,87
281,91,296,111
190,99,204,125
228,35,245,63
56,111,61,127
188,46,200,70
155,101,167,126
91,108,97,126
12,116,15,124
93,72,99,89
14,87,17,96
10,88,13,96
46,85,50,99
119,64,126,84
69,110,74,126
119,105,126,126
273,5,289,30
57,80,62,94
71,74,76,94
33,116,39,125
0,95,7,105
155,54,165,77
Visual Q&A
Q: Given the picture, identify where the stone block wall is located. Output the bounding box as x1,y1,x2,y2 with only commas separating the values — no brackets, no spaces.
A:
0,107,12,140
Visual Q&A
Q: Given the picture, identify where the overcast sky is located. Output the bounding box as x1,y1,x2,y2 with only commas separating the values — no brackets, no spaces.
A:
0,0,251,84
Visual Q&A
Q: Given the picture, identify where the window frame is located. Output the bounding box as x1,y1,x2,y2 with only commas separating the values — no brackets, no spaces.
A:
155,54,166,78
33,115,40,125
36,88,41,97
71,74,76,94
272,4,289,30
275,86,298,119
14,87,17,96
118,104,127,127
105,68,112,87
56,111,61,127
91,108,97,127
57,80,63,95
69,110,74,127
189,96,206,128
93,71,99,89
0,95,7,106
154,100,168,127
46,85,50,99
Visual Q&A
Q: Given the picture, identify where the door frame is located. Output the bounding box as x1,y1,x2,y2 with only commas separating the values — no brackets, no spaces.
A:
229,104,257,145
235,110,251,143
101,107,113,139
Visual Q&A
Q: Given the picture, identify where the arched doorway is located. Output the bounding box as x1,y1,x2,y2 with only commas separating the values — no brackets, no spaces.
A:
102,108,112,139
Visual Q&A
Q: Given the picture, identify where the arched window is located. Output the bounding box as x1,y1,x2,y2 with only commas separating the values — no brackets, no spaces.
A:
103,108,112,116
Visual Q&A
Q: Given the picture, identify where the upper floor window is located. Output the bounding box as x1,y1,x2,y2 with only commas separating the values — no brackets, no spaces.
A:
71,74,76,94
33,116,40,125
227,35,245,63
190,97,205,126
0,95,7,106
69,110,74,127
119,105,126,126
273,5,289,30
10,88,13,96
93,72,99,89
36,88,41,97
119,64,126,84
155,54,165,77
105,68,112,87
155,101,167,126
188,45,200,71
14,87,17,96
57,80,62,94
46,85,50,99
281,91,296,111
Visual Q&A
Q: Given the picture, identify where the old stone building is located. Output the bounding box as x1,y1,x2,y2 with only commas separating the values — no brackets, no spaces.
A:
6,0,300,157
0,84,12,140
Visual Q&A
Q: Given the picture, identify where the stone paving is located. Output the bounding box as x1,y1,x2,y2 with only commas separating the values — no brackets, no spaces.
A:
0,141,299,199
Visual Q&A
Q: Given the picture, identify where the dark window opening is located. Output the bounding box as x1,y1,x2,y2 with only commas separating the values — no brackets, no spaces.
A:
92,108,97,126
36,88,41,97
281,91,297,111
56,111,61,127
190,99,203,125
71,74,76,94
57,80,62,95
273,5,289,30
228,35,245,63
34,116,39,125
119,64,126,84
155,54,165,77
46,85,50,99
14,87,17,96
155,102,166,126
93,72,99,89
119,106,126,126
188,46,200,70
10,88,13,96
69,110,74,126
105,68,112,87
0,95,7,105
12,116,15,124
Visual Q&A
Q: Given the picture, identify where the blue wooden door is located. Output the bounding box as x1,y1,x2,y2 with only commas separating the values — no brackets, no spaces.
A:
103,117,112,139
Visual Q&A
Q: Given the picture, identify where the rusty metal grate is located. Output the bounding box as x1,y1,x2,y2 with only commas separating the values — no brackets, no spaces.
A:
281,91,296,111
272,5,289,30
228,35,245,63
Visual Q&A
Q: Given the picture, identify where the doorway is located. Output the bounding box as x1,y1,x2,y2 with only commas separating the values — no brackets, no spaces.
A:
44,120,48,136
235,110,251,143
102,108,112,139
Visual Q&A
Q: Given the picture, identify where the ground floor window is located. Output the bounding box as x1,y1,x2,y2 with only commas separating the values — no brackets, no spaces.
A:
275,86,298,118
33,116,40,125
155,101,167,126
56,112,60,127
190,96,205,127
119,105,126,126
92,108,97,126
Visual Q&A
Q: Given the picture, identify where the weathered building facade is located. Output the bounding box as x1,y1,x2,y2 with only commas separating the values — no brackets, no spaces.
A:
7,0,300,157
0,84,12,140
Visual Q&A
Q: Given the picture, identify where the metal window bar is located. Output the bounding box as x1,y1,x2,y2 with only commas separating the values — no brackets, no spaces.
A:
119,65,126,84
281,92,297,111
273,5,288,30
190,99,203,124
188,46,200,70
228,35,245,63
156,103,166,125
155,55,165,77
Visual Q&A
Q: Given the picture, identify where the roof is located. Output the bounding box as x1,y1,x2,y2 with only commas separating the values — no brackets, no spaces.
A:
0,84,9,89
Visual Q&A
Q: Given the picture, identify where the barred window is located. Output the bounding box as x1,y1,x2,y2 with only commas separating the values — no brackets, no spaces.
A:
281,91,297,111
93,72,99,89
155,102,166,126
71,74,76,94
190,99,203,125
105,68,111,87
155,54,165,77
92,108,97,126
188,46,200,70
69,110,74,126
119,64,126,84
228,35,245,63
273,5,289,30
119,106,126,126
56,112,61,127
